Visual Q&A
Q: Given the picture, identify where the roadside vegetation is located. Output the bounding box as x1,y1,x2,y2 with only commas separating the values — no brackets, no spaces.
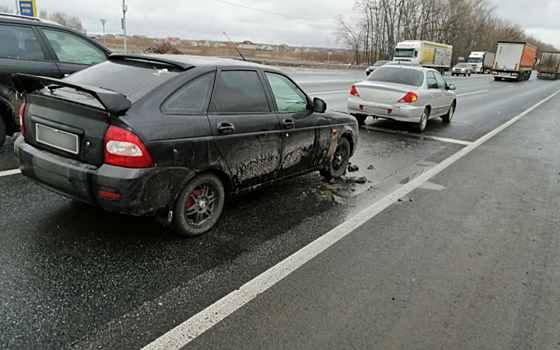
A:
335,0,558,65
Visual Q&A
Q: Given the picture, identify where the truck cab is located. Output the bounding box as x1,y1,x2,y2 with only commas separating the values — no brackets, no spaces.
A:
393,41,421,64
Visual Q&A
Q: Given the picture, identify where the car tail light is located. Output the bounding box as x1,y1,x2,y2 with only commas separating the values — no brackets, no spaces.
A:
104,126,153,168
350,85,360,97
398,92,417,103
98,190,120,199
492,71,497,75
512,74,518,77
19,103,26,136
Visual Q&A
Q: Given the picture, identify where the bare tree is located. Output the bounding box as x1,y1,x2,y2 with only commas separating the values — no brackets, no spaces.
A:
46,11,84,32
336,0,557,65
0,5,13,13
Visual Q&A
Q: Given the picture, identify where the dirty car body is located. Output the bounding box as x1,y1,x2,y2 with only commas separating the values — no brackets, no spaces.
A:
13,54,358,235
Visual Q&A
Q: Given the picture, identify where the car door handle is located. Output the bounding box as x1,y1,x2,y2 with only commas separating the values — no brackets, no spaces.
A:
217,122,235,134
283,119,295,129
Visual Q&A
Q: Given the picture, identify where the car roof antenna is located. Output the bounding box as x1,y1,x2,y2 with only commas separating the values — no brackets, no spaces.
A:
223,31,246,61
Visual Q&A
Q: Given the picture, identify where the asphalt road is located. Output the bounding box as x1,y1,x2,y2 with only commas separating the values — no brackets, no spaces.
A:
1,67,559,350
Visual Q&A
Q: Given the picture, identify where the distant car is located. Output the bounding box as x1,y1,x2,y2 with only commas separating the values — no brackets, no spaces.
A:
13,54,358,237
365,60,390,76
451,63,472,76
347,66,457,132
0,13,111,148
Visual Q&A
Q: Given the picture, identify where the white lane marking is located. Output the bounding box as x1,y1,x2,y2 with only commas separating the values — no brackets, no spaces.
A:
457,90,489,97
141,90,560,350
363,126,473,146
297,79,360,85
309,90,349,95
0,169,21,177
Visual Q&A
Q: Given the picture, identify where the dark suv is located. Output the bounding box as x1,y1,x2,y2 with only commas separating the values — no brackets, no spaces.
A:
0,13,111,147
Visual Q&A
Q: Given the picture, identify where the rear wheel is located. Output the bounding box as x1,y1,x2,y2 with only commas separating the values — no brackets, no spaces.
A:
321,137,350,180
494,77,502,81
442,101,456,123
173,173,225,237
0,118,6,149
416,108,429,132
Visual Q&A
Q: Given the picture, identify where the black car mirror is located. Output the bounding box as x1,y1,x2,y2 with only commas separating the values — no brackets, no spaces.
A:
447,84,456,91
414,50,418,57
313,97,327,113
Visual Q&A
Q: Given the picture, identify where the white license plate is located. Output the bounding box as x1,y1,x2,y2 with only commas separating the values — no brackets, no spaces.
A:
36,123,79,154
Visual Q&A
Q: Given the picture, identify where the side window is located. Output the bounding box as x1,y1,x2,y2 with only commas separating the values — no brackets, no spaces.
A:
427,72,438,89
211,71,270,114
265,73,308,112
42,29,106,65
0,25,45,60
162,73,215,114
434,72,447,90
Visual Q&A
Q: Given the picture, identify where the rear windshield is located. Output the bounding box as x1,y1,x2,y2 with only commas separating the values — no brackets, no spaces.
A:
366,67,424,87
456,63,468,67
65,60,184,102
374,60,389,66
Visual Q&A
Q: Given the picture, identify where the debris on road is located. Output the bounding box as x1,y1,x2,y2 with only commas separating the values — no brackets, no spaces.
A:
348,164,360,172
356,177,367,184
332,194,345,204
368,164,375,170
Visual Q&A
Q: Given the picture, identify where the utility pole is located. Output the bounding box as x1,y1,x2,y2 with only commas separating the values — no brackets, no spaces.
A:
122,0,128,53
15,0,19,14
100,19,107,45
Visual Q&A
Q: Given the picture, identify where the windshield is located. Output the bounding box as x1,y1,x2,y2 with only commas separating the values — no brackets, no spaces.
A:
468,57,482,63
394,49,415,58
367,67,424,87
456,63,468,67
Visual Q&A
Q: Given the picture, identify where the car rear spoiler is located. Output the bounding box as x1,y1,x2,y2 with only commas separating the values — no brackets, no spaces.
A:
12,73,132,116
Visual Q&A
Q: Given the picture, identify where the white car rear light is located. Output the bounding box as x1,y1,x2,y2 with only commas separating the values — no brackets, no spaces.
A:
106,141,144,157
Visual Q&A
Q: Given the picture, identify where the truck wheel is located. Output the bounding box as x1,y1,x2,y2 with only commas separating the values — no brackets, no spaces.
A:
494,77,502,81
320,137,350,180
0,118,6,149
173,173,225,237
416,108,429,132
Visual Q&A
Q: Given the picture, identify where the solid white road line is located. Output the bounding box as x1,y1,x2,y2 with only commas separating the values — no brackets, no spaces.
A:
457,90,489,97
363,126,473,146
141,90,560,350
297,79,360,85
0,169,20,177
310,90,349,95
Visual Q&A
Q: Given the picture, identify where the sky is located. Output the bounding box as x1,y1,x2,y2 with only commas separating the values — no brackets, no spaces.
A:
1,0,558,49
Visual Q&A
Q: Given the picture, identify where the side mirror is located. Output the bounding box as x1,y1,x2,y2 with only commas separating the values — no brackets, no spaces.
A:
313,97,327,113
447,84,456,91
414,50,418,57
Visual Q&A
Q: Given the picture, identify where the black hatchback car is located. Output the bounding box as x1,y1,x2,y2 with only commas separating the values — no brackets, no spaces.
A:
13,54,358,236
0,13,111,148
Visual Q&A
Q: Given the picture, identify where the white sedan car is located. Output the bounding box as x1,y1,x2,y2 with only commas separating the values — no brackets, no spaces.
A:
347,66,457,132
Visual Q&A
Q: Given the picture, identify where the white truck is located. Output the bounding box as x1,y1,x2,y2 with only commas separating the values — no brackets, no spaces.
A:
467,51,495,73
537,51,560,80
393,40,453,73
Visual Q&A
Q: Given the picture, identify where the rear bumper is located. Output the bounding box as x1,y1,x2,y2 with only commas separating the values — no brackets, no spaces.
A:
14,136,195,217
347,97,424,123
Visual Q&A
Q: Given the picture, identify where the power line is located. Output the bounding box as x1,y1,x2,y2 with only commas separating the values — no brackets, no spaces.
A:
212,0,335,24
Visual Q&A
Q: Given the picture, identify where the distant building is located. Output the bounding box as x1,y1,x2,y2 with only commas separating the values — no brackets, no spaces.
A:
237,40,257,50
202,41,211,47
133,35,148,39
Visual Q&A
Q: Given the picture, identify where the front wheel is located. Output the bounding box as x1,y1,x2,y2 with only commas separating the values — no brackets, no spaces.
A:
353,114,367,126
321,137,351,180
442,102,456,123
416,108,429,132
173,173,225,237
0,118,6,149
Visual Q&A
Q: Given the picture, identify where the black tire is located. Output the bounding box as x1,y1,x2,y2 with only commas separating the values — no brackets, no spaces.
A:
354,114,367,126
494,77,502,81
442,101,456,123
468,73,471,76
0,118,6,149
320,137,351,180
416,108,429,132
173,173,225,237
